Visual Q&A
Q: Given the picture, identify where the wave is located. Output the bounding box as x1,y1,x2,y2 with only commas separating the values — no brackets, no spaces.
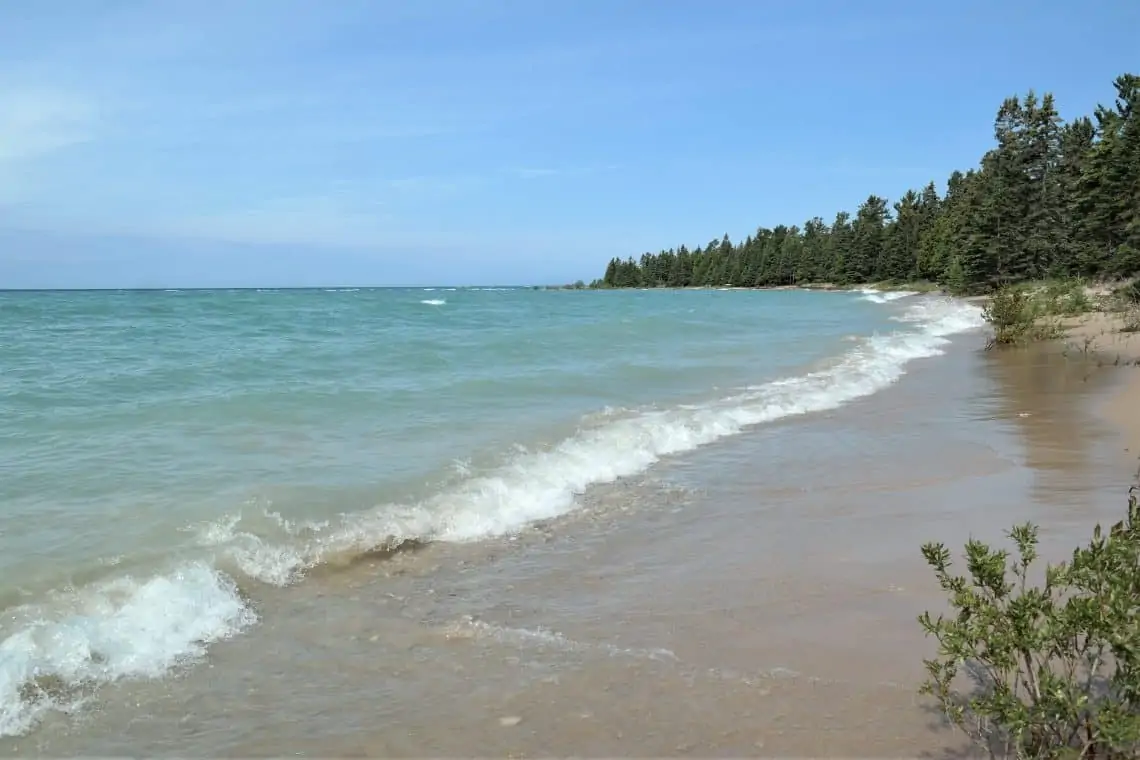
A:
858,288,917,304
420,299,446,306
196,296,983,586
0,563,254,737
0,294,984,737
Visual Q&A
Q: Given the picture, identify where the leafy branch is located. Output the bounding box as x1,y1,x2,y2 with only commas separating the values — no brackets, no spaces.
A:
919,478,1140,758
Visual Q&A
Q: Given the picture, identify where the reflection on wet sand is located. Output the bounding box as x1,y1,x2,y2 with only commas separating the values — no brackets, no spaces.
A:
979,343,1136,510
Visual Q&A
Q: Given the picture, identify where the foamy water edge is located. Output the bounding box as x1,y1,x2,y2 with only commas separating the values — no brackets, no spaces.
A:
0,292,983,737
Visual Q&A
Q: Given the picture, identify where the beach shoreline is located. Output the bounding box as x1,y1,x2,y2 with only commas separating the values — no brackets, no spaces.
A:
723,306,1140,758
1062,310,1140,470
5,292,1140,758
197,305,1140,758
663,281,939,293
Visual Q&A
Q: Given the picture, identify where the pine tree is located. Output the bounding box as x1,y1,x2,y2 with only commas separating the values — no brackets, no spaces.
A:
830,211,854,284
879,190,921,282
1021,92,1065,278
591,73,1140,292
603,258,618,287
847,195,889,284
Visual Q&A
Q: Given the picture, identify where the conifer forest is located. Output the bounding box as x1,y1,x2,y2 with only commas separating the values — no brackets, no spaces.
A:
594,74,1140,294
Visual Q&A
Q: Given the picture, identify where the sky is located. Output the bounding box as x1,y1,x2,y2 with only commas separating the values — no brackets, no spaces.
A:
0,0,1138,288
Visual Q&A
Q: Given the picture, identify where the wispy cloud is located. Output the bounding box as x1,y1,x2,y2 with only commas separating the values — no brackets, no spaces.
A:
0,89,97,164
383,174,487,196
152,204,399,249
507,165,621,180
0,1,840,247
7,0,1116,288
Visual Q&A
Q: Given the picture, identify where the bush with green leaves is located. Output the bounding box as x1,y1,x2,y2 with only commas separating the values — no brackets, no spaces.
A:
1115,281,1140,306
919,483,1140,758
1122,306,1140,334
1040,280,1093,317
983,288,1036,347
982,286,1068,348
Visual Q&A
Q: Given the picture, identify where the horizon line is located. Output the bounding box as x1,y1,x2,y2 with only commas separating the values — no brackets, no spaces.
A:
0,284,591,293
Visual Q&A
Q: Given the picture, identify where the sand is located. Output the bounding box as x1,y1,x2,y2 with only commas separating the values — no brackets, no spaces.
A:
7,301,1140,758
1062,310,1140,465
256,301,1140,759
196,321,1140,758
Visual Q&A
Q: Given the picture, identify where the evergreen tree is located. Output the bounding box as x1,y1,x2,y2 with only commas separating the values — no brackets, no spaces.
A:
829,211,854,283
879,190,921,282
847,195,889,283
590,73,1140,293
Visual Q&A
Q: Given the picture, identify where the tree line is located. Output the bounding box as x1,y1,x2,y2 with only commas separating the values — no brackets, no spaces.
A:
594,73,1140,294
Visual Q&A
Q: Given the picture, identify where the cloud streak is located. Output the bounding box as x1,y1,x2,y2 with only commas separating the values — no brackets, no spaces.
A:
507,164,621,180
5,0,1131,287
0,89,97,163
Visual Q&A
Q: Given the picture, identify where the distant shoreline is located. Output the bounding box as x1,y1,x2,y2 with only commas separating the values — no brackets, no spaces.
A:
567,281,946,295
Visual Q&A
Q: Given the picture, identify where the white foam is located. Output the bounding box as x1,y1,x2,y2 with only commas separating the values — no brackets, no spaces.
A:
444,618,836,688
859,289,916,304
420,298,446,306
0,295,983,737
425,296,980,541
444,616,678,662
202,295,985,585
0,562,254,737
192,509,326,586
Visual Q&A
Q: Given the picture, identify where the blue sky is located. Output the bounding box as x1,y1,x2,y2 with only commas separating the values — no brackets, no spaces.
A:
1,0,1137,288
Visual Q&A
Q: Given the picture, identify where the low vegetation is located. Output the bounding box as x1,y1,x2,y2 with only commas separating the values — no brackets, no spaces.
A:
981,278,1140,347
1038,280,1094,317
981,283,1076,348
1123,307,1140,334
919,480,1140,758
1116,283,1140,334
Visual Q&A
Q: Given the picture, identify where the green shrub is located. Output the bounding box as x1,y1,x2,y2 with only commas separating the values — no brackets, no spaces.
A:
1040,280,1093,317
983,287,1037,346
1122,306,1140,334
982,285,1074,348
919,484,1140,758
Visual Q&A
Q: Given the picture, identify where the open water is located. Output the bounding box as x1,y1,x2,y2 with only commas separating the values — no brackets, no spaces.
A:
0,285,987,751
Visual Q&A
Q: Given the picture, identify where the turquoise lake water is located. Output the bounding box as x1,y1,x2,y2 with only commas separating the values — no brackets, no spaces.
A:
0,285,984,737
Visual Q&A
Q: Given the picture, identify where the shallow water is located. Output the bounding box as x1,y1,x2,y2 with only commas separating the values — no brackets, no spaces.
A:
9,319,1132,757
1,285,1008,750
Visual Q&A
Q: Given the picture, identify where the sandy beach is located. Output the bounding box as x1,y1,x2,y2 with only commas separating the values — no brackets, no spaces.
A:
367,314,1140,759
1066,310,1140,457
7,302,1133,759
3,295,1138,759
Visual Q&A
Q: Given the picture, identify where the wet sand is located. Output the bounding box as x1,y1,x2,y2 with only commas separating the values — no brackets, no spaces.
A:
322,331,1139,758
1063,310,1140,459
6,313,1140,758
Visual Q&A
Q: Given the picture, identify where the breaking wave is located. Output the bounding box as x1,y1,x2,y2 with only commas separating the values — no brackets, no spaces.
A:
858,287,918,304
0,294,983,737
